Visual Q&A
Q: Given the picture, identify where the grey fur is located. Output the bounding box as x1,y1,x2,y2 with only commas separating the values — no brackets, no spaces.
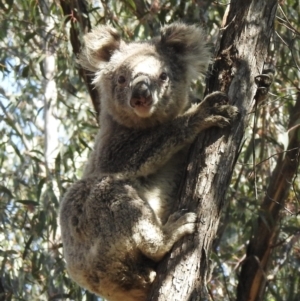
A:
59,23,239,301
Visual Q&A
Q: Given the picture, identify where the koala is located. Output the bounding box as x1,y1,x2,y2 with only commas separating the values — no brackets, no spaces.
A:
59,23,238,301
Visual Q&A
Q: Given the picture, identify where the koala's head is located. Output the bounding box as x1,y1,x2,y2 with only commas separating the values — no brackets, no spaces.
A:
79,23,210,128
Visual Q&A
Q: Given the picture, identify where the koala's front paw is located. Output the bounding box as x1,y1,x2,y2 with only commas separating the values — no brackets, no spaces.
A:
201,91,239,128
203,91,229,106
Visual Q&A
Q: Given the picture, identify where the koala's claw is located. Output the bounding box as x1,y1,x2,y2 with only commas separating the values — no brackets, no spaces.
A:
214,104,239,120
165,211,197,227
182,212,198,224
203,91,229,106
167,210,196,224
219,117,231,128
180,212,198,234
162,211,197,242
202,91,239,120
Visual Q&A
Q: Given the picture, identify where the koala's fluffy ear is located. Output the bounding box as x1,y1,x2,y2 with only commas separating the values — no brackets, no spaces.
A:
160,23,210,80
78,26,121,72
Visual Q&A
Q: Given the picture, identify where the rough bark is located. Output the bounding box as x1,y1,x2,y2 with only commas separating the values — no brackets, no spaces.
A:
148,1,278,301
237,93,300,301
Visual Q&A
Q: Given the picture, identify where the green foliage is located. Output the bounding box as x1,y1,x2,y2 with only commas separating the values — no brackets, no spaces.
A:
0,0,299,300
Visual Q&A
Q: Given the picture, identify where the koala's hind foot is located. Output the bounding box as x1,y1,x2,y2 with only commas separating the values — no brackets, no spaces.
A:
163,211,197,241
137,209,197,262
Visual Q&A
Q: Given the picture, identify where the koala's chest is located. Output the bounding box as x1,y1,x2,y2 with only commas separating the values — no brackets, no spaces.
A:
136,149,187,224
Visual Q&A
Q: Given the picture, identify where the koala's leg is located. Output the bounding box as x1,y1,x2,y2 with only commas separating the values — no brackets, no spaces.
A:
134,213,197,261
132,204,197,262
83,179,197,265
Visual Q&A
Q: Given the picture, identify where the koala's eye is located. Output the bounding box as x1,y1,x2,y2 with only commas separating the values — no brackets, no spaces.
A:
117,75,126,85
159,72,168,81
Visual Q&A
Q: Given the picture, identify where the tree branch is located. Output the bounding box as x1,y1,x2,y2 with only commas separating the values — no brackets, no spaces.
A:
60,0,101,119
237,92,300,301
148,1,278,300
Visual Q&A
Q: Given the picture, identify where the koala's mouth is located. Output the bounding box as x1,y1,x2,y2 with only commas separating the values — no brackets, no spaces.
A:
130,96,154,118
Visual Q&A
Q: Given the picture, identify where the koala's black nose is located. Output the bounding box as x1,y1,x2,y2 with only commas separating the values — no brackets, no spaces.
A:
132,82,151,99
130,76,153,108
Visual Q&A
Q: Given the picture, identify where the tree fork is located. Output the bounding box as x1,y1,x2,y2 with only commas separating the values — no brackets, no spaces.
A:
148,1,278,301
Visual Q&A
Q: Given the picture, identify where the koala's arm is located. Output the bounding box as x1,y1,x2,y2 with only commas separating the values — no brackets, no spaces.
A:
100,92,238,177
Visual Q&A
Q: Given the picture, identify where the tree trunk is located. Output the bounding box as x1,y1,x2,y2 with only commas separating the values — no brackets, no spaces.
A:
148,1,278,300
